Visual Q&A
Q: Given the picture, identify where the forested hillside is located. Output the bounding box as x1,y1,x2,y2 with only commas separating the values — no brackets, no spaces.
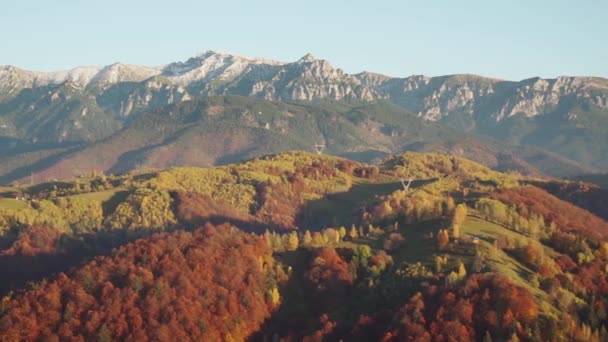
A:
0,151,607,341
0,225,282,341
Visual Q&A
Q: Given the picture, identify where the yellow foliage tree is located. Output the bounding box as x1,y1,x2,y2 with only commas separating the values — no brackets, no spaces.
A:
338,226,347,239
451,203,467,238
348,225,359,240
106,188,176,230
268,287,280,306
302,230,312,246
284,231,299,251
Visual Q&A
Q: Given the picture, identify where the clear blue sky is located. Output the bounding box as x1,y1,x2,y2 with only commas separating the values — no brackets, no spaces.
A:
2,0,606,80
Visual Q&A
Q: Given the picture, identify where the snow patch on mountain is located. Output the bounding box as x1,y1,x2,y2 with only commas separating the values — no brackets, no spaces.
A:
88,63,161,90
161,50,284,86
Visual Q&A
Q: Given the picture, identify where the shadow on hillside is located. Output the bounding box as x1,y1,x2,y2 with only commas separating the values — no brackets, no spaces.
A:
297,179,437,230
107,142,166,175
248,249,315,342
0,229,133,297
215,148,257,166
184,214,287,234
0,251,88,296
0,213,294,297
26,181,73,193
336,149,390,163
101,190,132,216
524,179,608,221
0,145,83,185
0,139,81,158
106,125,196,175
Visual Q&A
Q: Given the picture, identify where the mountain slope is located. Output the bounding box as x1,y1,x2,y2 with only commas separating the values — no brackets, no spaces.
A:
1,96,593,184
1,51,607,174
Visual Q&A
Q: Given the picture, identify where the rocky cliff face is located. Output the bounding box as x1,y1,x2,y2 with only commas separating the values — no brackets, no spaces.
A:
0,52,386,128
161,52,382,101
377,74,608,123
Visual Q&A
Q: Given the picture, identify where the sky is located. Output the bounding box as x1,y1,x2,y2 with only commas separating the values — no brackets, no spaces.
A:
1,0,606,80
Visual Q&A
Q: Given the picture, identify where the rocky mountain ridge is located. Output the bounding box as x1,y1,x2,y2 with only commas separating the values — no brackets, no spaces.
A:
1,50,607,174
3,51,607,122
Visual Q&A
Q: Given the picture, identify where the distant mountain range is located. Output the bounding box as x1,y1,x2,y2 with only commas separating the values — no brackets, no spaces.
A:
1,51,607,183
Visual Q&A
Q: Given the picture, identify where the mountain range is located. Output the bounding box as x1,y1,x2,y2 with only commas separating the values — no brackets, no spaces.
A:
1,50,607,183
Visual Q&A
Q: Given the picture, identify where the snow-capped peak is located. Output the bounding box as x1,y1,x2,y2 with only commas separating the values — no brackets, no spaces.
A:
62,66,104,87
161,51,285,85
194,50,285,66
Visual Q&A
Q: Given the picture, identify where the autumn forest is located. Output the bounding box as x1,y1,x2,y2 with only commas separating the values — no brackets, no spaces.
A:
0,151,607,341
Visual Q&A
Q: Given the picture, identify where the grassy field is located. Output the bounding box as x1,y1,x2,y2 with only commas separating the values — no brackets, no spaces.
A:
461,215,529,250
0,198,29,211
0,186,17,193
460,215,557,313
69,187,128,202
69,188,131,216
